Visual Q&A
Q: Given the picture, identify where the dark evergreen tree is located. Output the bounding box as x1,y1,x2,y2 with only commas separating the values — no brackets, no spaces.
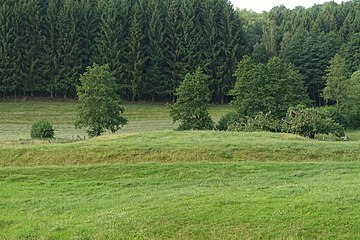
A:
144,0,167,101
95,0,126,94
78,0,99,68
126,2,146,101
19,0,47,96
55,0,83,98
281,30,341,105
0,1,22,97
164,0,183,102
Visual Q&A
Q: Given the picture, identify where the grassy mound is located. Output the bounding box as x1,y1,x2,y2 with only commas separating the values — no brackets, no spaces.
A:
1,131,360,167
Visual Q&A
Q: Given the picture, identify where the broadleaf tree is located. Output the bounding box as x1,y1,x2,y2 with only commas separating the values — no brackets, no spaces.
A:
170,68,214,130
75,63,127,137
230,56,310,119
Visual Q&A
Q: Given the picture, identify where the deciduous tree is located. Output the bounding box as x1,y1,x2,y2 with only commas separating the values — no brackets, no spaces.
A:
76,63,127,137
170,68,214,130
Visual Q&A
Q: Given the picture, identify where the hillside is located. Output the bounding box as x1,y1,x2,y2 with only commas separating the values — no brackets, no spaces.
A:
1,131,360,239
2,101,360,238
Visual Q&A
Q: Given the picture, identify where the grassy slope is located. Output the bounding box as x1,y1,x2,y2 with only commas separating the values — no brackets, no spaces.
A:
1,101,360,239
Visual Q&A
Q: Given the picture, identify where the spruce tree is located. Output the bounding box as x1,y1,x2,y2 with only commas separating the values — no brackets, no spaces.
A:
164,0,183,102
56,0,82,98
126,2,146,101
19,0,47,96
95,0,126,94
145,0,167,101
0,1,22,97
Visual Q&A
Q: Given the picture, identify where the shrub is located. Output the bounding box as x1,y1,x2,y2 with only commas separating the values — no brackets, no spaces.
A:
30,120,54,139
317,106,349,128
228,112,282,133
283,105,345,138
216,111,241,131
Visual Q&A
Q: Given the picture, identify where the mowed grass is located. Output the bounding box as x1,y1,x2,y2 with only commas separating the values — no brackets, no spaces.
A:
2,100,360,239
0,100,231,141
1,162,360,239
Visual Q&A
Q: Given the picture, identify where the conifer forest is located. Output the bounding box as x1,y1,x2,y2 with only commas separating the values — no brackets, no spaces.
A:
0,0,359,105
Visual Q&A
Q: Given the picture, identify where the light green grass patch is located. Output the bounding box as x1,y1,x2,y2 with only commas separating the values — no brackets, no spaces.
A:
0,100,232,141
1,131,360,167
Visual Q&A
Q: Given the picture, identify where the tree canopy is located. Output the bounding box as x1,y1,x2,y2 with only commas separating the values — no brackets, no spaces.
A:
230,56,309,119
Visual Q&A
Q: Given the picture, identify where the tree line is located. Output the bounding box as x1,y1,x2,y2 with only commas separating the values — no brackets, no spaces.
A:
0,0,359,105
239,0,360,106
0,0,243,102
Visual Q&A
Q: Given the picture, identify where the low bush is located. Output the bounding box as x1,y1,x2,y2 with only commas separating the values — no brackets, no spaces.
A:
30,120,54,139
219,106,345,139
216,111,241,131
283,105,345,138
317,106,349,129
228,112,282,133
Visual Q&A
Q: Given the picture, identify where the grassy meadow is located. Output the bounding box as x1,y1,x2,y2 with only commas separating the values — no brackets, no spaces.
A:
0,100,230,141
1,100,360,239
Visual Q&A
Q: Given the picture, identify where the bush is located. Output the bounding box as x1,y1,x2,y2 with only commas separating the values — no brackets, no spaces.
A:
228,112,282,133
30,120,54,139
283,105,345,138
317,106,350,129
216,111,241,131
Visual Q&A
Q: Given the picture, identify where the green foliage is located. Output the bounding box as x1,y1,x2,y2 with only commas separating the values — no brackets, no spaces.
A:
30,120,54,139
281,31,341,106
316,105,350,129
231,56,309,119
216,111,240,131
284,105,345,139
322,53,349,105
75,63,127,137
1,0,360,106
170,68,214,130
341,70,360,128
228,112,283,133
340,33,360,73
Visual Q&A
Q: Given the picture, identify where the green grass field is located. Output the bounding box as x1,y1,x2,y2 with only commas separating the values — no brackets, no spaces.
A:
0,100,231,141
1,100,360,239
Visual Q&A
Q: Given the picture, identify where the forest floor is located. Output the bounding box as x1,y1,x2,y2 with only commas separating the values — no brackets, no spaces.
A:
1,100,360,239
